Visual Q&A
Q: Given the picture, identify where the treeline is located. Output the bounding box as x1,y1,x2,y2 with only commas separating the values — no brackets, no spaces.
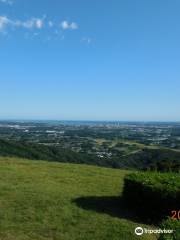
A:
0,139,180,172
122,148,180,172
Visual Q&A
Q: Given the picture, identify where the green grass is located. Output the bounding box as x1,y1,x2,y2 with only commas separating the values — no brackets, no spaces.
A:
0,157,158,240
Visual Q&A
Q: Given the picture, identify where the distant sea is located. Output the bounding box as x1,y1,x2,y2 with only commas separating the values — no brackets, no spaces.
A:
0,119,179,126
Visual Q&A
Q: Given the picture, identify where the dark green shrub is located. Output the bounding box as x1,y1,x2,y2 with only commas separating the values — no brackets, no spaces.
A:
123,172,180,222
158,218,180,240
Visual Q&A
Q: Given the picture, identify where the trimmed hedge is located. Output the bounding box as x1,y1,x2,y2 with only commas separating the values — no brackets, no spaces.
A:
158,218,180,240
123,172,180,221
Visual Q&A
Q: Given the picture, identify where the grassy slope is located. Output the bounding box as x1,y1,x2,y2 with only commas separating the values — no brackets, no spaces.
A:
0,157,158,240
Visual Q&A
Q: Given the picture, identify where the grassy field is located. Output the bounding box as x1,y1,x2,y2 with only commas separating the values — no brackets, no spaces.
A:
0,157,158,240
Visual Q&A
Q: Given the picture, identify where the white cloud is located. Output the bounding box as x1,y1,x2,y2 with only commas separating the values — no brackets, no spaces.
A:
61,20,78,30
16,18,44,29
61,21,69,29
0,16,80,41
35,19,43,29
0,0,13,5
0,16,78,33
0,16,11,30
0,16,44,31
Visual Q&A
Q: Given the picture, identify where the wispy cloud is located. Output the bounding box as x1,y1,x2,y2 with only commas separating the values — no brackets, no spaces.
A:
61,20,78,30
15,18,44,29
0,16,79,32
48,21,54,27
0,16,83,42
82,37,92,44
0,0,13,5
0,16,10,30
0,16,44,31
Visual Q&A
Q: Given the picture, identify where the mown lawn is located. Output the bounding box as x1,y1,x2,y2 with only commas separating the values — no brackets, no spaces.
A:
0,157,158,240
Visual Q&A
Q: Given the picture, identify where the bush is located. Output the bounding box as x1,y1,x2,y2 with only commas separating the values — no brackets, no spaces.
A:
158,217,180,240
123,172,180,222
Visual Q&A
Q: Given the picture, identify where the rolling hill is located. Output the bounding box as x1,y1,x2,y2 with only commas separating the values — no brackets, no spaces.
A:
0,157,158,240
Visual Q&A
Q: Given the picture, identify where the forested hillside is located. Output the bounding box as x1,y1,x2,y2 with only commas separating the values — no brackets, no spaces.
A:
0,139,179,172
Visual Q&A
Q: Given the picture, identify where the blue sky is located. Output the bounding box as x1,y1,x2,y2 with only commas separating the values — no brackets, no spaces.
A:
0,0,180,121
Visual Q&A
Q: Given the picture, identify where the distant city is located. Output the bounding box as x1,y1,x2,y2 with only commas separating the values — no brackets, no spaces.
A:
1,120,180,159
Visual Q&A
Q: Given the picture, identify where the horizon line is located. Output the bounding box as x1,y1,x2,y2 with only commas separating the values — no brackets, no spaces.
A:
0,119,180,123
